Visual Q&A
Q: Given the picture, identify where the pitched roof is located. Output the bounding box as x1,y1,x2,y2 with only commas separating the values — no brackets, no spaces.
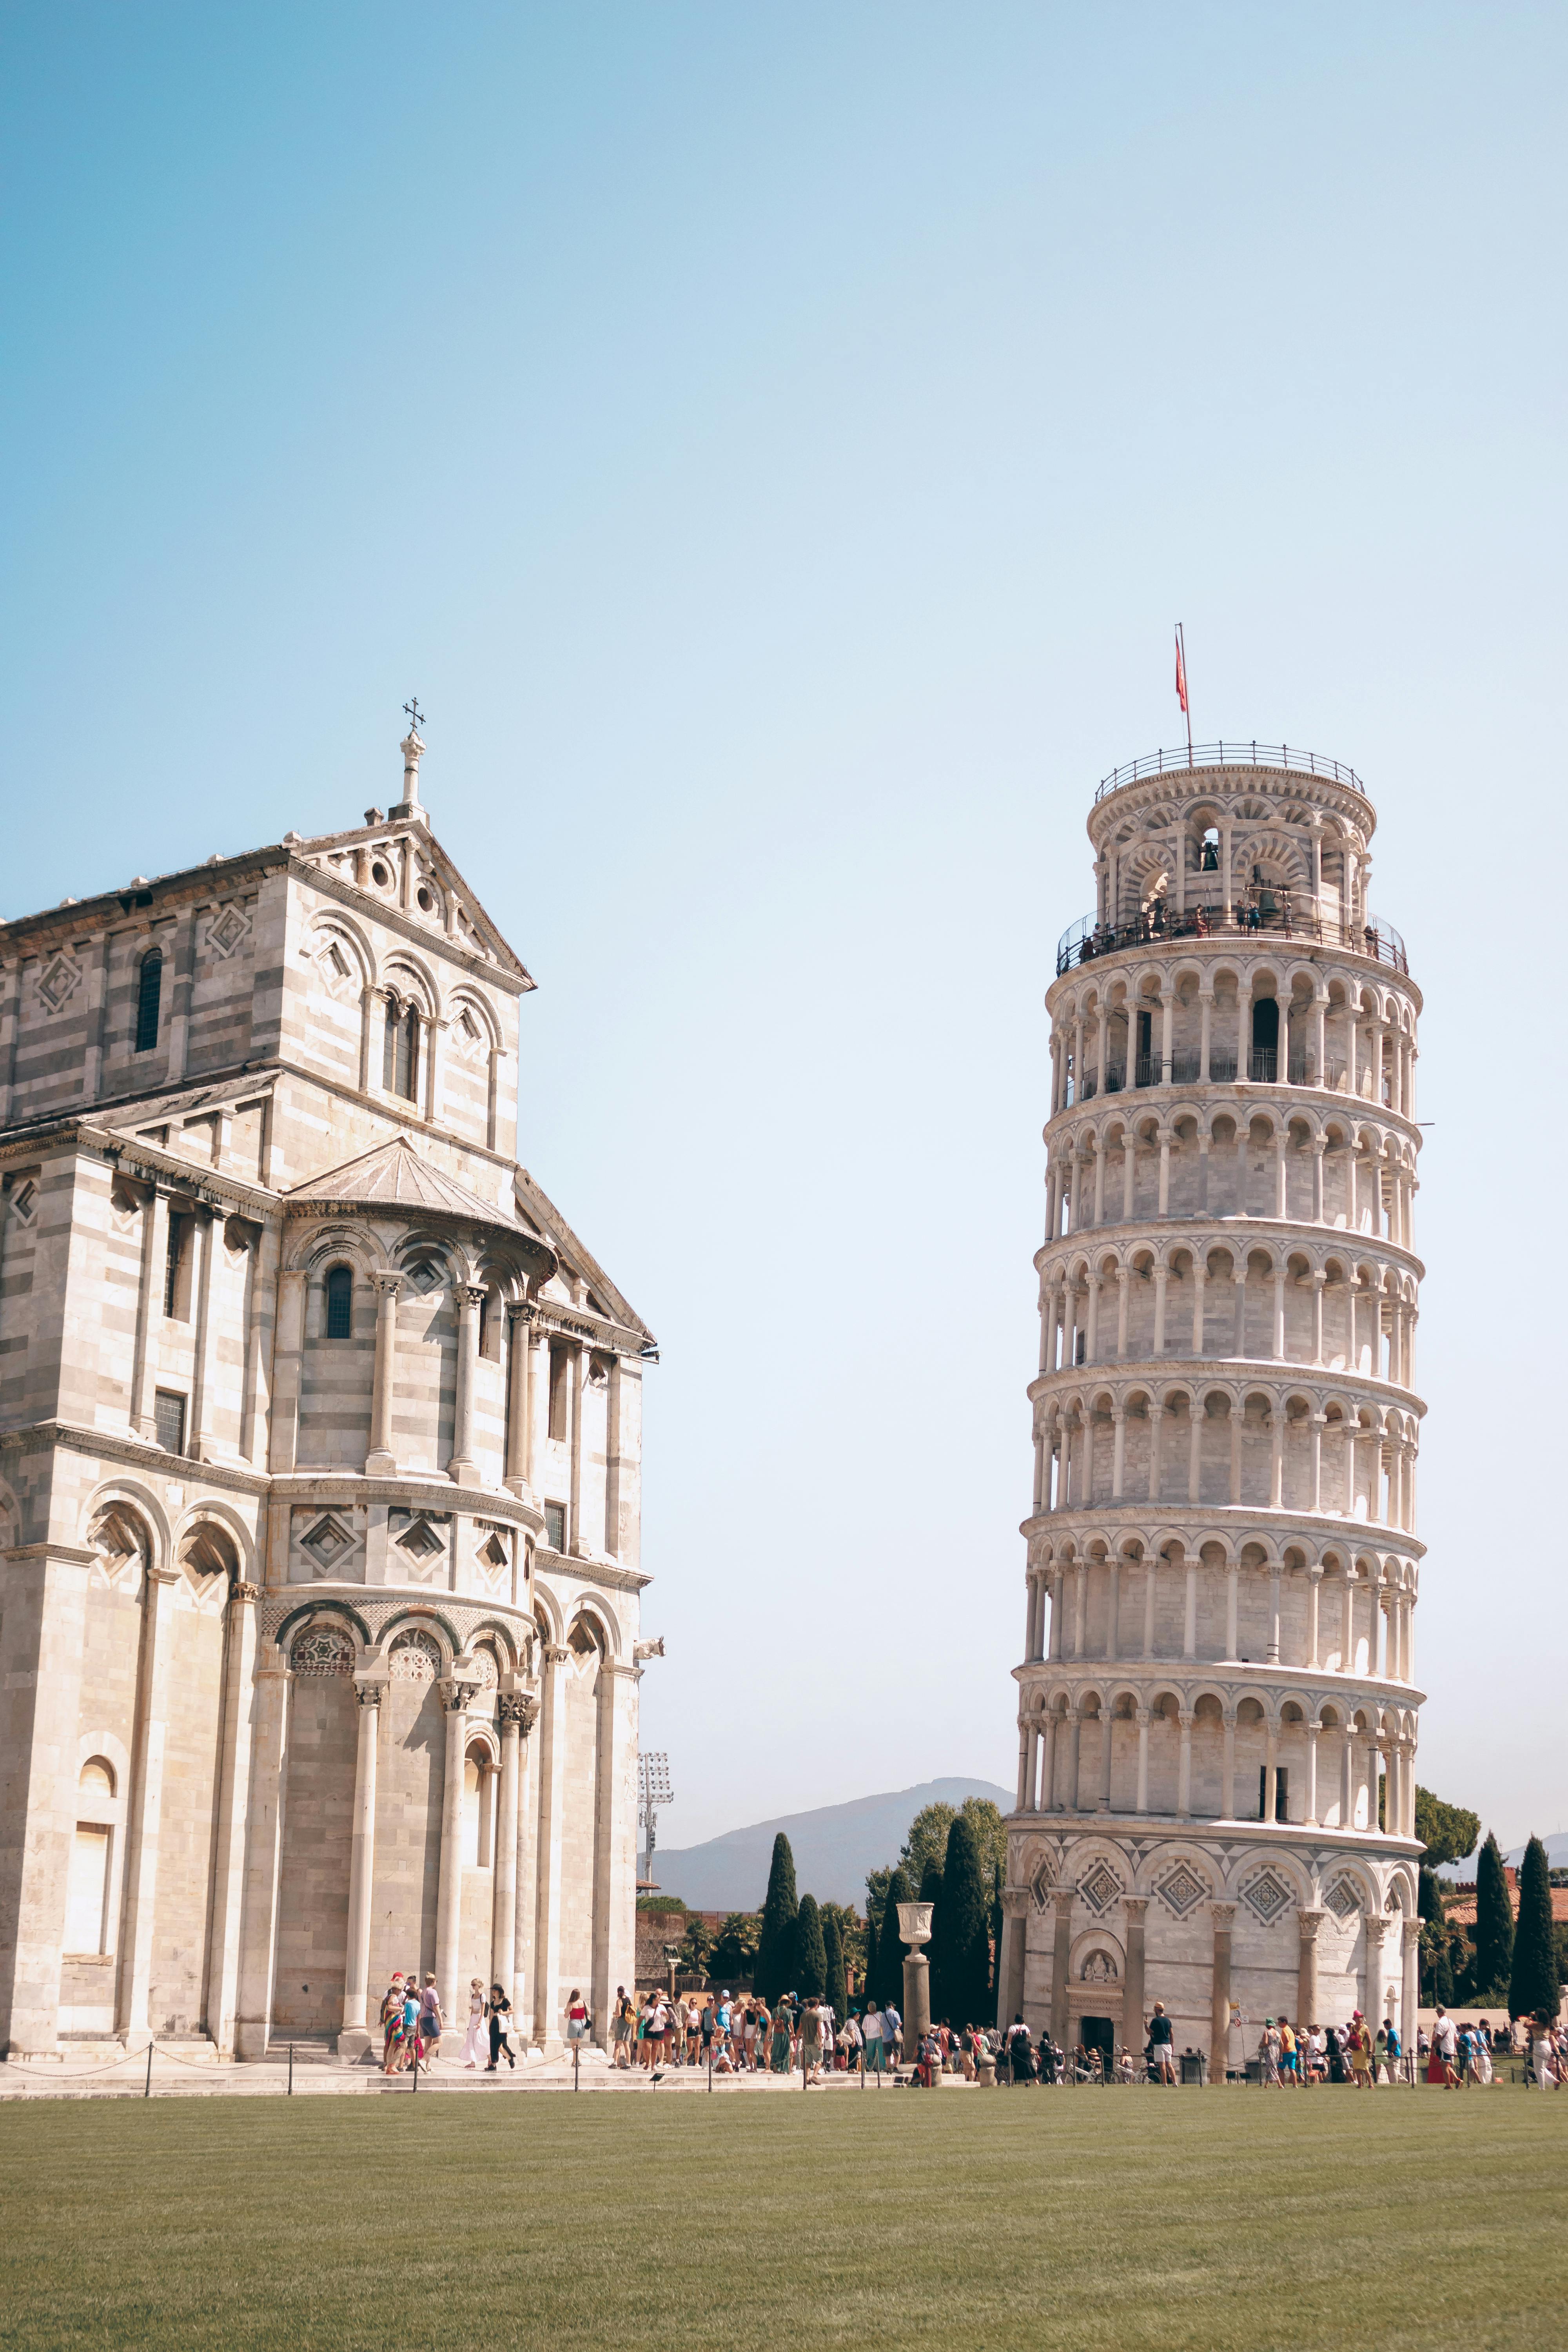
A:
287,1133,529,1232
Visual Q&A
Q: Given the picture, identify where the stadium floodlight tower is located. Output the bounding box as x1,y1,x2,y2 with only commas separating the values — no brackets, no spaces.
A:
638,1750,673,1891
997,738,1426,2080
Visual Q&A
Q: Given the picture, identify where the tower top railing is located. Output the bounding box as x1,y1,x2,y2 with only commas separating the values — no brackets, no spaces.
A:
1055,900,1408,978
1095,742,1367,805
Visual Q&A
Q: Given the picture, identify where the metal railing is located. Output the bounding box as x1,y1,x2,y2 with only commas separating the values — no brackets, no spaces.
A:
1056,903,1408,978
1095,741,1367,804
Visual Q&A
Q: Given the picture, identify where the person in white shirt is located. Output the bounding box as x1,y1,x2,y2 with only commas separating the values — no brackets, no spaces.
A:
862,2006,885,2074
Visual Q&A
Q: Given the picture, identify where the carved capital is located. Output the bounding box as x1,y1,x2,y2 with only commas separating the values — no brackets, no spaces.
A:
543,1643,570,1667
498,1691,540,1733
1363,1913,1389,1946
439,1678,477,1714
232,1581,261,1605
1000,1887,1031,1920
457,1283,488,1314
354,1681,384,1711
1051,1888,1076,1918
1120,1896,1149,1919
373,1270,403,1299
1297,1907,1326,1943
1208,1902,1238,1929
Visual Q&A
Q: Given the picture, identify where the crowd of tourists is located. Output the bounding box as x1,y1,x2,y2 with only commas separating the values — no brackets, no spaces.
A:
372,1971,1566,2088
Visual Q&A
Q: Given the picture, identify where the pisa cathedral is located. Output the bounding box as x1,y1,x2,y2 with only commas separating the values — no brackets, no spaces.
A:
997,744,1425,2068
0,726,652,2062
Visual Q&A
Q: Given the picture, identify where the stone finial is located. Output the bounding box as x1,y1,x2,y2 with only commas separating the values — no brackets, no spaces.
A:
392,710,426,822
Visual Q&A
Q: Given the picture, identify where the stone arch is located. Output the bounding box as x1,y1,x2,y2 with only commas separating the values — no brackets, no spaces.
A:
275,1597,373,1653
83,1479,169,1576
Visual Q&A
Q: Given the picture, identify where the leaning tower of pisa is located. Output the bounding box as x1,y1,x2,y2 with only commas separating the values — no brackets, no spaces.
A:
996,742,1425,2073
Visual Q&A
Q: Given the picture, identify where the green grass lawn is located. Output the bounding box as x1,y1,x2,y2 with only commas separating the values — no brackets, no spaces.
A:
2,2086,1563,2351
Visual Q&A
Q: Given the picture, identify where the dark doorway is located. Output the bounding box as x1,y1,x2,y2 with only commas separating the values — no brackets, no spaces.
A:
1250,998,1279,1082
1258,1765,1289,1820
1080,2015,1115,2074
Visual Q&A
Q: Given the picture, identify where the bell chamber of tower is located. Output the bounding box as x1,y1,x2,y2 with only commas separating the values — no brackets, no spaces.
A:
995,744,1426,2071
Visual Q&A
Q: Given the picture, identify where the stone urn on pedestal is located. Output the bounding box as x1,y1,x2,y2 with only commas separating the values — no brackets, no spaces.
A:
897,1900,934,2067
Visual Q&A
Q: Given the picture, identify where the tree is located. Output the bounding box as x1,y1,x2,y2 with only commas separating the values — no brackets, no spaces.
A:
756,1832,799,2001
823,1909,848,2021
1418,1866,1457,2007
958,1798,1008,1889
710,1912,760,1987
902,1802,956,1886
862,1902,879,2007
794,1895,827,1999
918,1854,945,2017
1472,1833,1515,2001
940,1809,993,2027
874,1864,915,2007
679,1913,715,1978
1510,1836,1559,2020
865,1865,894,1935
821,1902,865,1989
990,1860,1004,2008
1414,1786,1480,1869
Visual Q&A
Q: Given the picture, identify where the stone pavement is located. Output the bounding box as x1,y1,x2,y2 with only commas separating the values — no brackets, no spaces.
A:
0,2046,931,2102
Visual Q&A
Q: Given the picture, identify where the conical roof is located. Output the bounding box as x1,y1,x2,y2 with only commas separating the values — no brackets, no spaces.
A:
285,1134,547,1260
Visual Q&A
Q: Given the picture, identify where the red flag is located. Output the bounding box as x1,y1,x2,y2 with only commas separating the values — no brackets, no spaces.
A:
1175,628,1189,716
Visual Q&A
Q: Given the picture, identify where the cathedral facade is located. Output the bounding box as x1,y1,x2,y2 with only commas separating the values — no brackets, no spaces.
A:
0,728,652,2061
997,743,1425,2068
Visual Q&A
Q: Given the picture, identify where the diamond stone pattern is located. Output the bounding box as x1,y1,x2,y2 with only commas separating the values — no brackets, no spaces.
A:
1325,1877,1361,1921
207,905,251,959
1241,1869,1294,1927
1078,1860,1122,1916
1156,1862,1209,1918
38,955,81,1013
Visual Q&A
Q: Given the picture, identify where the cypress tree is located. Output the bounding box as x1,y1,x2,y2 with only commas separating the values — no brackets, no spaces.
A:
823,1909,848,2021
1510,1836,1558,2020
941,1809,992,2027
756,1832,798,2001
990,1860,1004,2012
919,1854,945,2018
862,1902,879,2008
875,1865,915,2007
794,1894,827,2000
1473,1832,1515,2000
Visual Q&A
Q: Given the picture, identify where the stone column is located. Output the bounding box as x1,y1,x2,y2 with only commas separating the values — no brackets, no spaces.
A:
339,1681,383,2054
1303,1724,1319,1826
187,1206,227,1462
1049,1889,1074,2049
0,1543,94,2055
269,1267,308,1472
1121,1896,1148,2051
116,1564,181,2046
207,1581,260,2054
435,1679,475,2018
126,1183,168,1439
511,1695,540,2027
448,1283,486,1487
1176,1711,1194,1818
1134,1708,1151,1812
1262,1720,1278,1821
503,1308,534,1497
532,1645,569,2045
1297,1907,1325,2028
1209,1902,1236,2076
493,1697,523,1997
995,1889,1029,2029
366,1271,401,1475
234,1644,292,2060
1363,1914,1390,2024
1399,1917,1421,2043
1221,1711,1237,1818
592,1661,639,2041
1096,1710,1113,1812
239,1219,278,1469
567,1343,584,1550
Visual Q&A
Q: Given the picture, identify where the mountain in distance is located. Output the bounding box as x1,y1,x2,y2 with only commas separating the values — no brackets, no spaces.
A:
648,1777,1016,1913
1436,1830,1568,1880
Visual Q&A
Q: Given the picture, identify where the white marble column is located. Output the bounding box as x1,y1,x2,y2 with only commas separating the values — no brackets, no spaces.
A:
435,1678,474,2014
234,1644,293,2060
0,1543,94,2054
340,1681,383,2047
449,1283,486,1487
366,1271,401,1475
129,1186,170,1439
532,1645,569,2044
116,1564,181,2045
189,1205,227,1462
207,1580,260,2054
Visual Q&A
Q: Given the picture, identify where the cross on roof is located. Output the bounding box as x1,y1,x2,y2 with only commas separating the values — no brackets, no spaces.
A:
403,697,425,735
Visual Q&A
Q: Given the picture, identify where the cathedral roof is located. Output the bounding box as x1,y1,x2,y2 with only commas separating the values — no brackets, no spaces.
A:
286,1133,539,1241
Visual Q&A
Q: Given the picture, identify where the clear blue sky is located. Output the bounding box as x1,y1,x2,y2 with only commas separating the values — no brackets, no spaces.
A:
4,5,1563,1854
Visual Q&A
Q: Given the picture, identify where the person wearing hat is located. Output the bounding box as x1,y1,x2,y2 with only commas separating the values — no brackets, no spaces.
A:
1147,2001,1176,2084
1257,2018,1281,2086
1347,2009,1373,2088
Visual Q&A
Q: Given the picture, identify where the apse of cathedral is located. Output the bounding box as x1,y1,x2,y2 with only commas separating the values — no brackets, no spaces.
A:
0,724,653,2061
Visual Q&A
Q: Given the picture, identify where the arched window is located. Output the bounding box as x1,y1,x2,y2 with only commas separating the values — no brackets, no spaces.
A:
325,1264,354,1339
383,1000,420,1100
134,951,162,1053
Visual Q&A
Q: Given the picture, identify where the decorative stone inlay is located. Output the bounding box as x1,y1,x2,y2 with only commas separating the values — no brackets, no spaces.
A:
206,904,252,959
396,1517,444,1561
301,1515,354,1570
1240,1868,1295,1927
37,953,82,1014
1079,1948,1119,1984
1078,1860,1123,1916
1325,1875,1362,1921
1154,1861,1209,1919
471,1646,499,1688
1029,1856,1056,1911
388,1628,443,1682
291,1625,356,1676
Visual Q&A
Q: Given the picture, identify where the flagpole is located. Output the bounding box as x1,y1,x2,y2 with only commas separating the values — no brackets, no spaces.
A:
1178,622,1193,764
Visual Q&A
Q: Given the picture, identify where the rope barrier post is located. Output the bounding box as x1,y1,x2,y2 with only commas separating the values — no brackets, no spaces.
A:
288,2043,294,2097
573,2038,580,2094
145,2042,153,2098
412,2045,419,2092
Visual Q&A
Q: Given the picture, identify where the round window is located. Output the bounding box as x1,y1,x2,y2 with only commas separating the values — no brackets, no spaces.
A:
371,861,389,887
416,886,434,913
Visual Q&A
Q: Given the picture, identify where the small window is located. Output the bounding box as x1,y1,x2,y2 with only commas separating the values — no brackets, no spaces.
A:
164,1214,192,1319
416,884,435,913
65,1824,111,1954
543,1502,566,1553
1258,1766,1289,1820
154,1390,187,1455
325,1265,354,1340
134,951,163,1052
383,1002,420,1100
80,1757,116,1798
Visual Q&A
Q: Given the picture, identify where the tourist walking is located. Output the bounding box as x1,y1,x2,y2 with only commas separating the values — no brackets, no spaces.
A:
862,2004,885,2075
770,2002,793,2072
486,1982,517,2071
461,1978,488,2069
401,1976,424,2070
800,1997,824,2084
419,1975,444,2061
381,1975,407,2072
1147,2002,1176,2084
566,1988,590,2045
